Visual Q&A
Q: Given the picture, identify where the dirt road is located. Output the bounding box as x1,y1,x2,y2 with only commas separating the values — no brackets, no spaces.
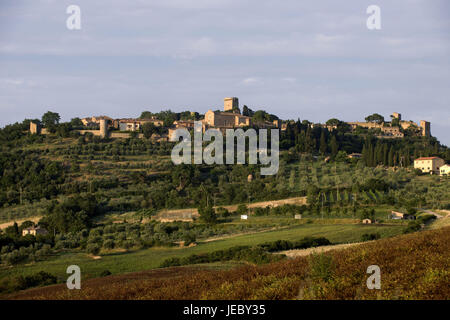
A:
156,196,307,221
0,216,42,230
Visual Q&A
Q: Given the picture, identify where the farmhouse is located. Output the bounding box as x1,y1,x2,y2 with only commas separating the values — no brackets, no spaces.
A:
414,157,445,174
390,211,416,220
362,218,373,224
440,164,450,176
22,226,48,237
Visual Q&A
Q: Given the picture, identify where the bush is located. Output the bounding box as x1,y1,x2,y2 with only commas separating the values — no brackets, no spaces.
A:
86,243,100,255
259,237,331,252
182,232,196,246
159,244,286,268
100,270,112,277
216,207,230,217
103,239,115,249
361,233,381,242
13,271,57,291
237,204,248,216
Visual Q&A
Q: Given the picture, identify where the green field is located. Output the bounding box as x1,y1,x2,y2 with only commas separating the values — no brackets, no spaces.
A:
0,223,403,282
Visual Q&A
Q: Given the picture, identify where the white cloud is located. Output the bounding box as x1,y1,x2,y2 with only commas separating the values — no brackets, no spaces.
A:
241,77,262,85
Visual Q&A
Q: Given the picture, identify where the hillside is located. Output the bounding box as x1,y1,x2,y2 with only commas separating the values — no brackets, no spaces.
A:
7,226,449,300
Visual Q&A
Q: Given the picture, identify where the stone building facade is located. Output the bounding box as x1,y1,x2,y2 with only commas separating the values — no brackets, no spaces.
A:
414,156,445,174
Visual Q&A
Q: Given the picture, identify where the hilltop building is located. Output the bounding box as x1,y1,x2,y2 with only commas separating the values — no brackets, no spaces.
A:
81,115,113,127
117,118,163,131
204,110,251,129
420,120,431,137
29,121,48,135
202,97,251,130
30,121,41,134
346,112,430,138
414,156,445,174
224,97,239,113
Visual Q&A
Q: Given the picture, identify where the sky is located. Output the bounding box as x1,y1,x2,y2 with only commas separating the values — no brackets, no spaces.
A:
0,0,449,145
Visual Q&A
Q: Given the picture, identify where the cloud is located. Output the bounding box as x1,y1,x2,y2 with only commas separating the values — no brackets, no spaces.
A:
241,77,263,86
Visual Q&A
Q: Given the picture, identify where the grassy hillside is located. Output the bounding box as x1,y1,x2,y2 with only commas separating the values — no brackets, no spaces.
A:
0,223,403,285
7,226,449,300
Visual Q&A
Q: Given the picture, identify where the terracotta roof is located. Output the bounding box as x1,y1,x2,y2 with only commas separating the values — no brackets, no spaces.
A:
414,157,442,161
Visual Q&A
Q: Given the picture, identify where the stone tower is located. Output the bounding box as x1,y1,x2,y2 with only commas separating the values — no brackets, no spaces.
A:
419,120,430,137
224,97,239,113
391,112,401,121
99,119,108,138
29,121,41,134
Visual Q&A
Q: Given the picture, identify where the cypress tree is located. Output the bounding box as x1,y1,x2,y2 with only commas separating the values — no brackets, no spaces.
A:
330,135,338,157
319,131,327,155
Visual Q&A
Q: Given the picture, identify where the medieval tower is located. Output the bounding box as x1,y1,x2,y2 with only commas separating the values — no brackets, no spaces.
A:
224,97,239,113
99,119,108,138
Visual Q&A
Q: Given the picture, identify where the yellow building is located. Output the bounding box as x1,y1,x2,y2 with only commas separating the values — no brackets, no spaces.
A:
414,157,445,174
204,110,251,129
440,164,450,176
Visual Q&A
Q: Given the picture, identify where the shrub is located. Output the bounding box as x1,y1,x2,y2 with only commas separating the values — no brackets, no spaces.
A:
103,239,115,249
403,221,422,234
100,270,112,277
12,271,57,291
182,232,196,246
361,233,381,242
86,243,100,255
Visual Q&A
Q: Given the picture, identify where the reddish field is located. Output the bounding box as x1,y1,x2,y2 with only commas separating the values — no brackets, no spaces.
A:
6,226,450,300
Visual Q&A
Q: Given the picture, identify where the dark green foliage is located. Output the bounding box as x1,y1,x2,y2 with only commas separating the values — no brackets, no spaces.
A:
198,205,217,224
159,245,283,268
361,233,381,241
159,237,330,268
100,270,112,277
258,237,331,252
0,151,66,207
13,271,57,291
40,195,101,234
365,113,385,124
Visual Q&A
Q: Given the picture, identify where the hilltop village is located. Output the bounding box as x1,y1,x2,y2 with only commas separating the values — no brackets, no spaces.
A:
29,97,431,142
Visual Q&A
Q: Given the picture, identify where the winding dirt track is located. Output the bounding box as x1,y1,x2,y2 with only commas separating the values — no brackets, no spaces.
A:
0,216,42,230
